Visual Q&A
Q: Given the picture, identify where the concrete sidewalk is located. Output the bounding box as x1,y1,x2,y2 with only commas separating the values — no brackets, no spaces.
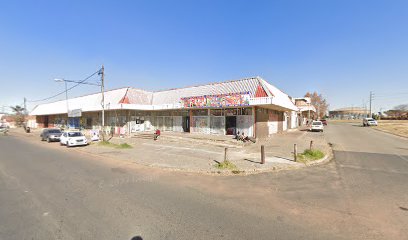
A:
80,127,331,174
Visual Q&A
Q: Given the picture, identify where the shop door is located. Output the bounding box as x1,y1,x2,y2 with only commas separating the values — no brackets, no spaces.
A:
225,116,237,135
182,116,190,132
69,117,80,129
44,116,49,128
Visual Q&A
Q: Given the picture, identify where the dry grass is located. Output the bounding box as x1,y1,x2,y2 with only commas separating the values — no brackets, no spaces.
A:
373,120,408,138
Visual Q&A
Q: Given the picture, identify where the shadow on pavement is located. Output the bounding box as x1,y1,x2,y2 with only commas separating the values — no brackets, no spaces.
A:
351,124,364,127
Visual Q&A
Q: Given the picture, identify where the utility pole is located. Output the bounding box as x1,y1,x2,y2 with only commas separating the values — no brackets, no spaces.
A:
24,97,27,115
369,91,373,118
100,65,105,140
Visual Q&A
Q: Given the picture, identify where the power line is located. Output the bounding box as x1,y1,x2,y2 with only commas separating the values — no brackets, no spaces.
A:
27,69,101,103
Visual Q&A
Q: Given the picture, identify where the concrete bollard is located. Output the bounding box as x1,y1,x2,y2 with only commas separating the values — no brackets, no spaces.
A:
310,140,313,150
294,144,297,162
224,147,228,162
261,145,265,164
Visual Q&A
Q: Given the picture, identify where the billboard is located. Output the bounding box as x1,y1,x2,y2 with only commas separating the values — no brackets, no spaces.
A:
181,92,250,108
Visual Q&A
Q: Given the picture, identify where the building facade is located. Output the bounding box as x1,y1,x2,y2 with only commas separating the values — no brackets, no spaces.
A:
329,107,368,119
30,77,299,138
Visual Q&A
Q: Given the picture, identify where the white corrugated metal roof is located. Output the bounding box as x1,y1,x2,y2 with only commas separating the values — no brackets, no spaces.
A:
151,77,264,105
30,77,298,115
30,88,129,116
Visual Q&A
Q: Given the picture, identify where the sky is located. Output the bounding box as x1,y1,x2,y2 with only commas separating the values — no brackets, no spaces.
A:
0,0,407,113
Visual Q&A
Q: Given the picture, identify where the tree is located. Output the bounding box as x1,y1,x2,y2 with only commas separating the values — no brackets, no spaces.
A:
393,104,408,112
385,104,408,118
9,105,26,127
304,92,329,119
10,105,25,115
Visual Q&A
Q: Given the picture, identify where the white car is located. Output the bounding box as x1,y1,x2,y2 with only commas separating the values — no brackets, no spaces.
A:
363,118,378,126
60,131,88,147
310,121,324,132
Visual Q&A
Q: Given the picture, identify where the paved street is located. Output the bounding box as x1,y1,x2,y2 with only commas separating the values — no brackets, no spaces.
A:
1,122,407,240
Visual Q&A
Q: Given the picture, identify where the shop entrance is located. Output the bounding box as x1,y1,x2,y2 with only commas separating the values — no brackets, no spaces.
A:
44,116,49,128
225,116,236,135
182,116,190,132
68,117,80,129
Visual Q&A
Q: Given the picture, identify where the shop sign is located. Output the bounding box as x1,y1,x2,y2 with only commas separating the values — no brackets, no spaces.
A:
68,109,82,117
181,92,250,108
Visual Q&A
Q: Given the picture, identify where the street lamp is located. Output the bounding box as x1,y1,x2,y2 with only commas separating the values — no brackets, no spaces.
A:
54,66,105,138
54,78,70,120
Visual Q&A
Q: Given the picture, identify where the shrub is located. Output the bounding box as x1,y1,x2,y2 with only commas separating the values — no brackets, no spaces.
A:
215,160,237,170
297,149,325,163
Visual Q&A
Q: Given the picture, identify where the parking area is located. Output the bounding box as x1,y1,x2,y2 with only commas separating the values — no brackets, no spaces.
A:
9,126,331,174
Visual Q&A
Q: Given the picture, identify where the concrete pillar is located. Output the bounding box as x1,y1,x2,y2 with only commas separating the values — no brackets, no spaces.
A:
252,106,256,138
189,109,192,133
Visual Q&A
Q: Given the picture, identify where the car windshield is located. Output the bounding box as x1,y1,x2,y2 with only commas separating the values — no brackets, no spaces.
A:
312,122,322,125
67,132,83,137
49,129,61,133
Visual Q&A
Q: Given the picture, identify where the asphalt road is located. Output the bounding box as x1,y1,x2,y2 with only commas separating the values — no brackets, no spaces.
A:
0,122,407,240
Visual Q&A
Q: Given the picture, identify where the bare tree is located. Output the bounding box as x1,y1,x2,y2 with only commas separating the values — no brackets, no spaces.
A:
304,92,329,119
393,104,408,111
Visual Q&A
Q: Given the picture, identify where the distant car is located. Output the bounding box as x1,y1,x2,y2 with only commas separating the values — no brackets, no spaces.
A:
0,125,9,135
60,131,88,147
363,118,378,127
40,128,62,142
319,119,328,126
310,121,324,132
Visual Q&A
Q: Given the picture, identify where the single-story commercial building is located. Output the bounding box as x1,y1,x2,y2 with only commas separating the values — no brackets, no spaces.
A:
30,77,299,138
329,107,368,119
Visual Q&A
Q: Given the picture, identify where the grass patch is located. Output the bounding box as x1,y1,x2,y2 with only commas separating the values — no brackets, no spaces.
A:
116,143,132,149
214,160,238,171
98,141,114,146
297,149,325,163
98,141,132,149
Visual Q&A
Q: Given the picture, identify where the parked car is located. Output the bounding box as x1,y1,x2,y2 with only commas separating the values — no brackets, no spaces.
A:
60,131,88,147
310,120,324,132
319,119,328,126
40,128,62,142
0,125,9,135
363,118,378,127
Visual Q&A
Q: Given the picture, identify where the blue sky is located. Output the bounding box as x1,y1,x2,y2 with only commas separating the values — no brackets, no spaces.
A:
0,0,407,113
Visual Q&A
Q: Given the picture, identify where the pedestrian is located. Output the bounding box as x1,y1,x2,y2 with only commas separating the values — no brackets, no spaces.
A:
154,129,161,141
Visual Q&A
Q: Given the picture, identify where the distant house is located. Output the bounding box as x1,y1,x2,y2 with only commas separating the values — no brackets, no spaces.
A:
293,97,316,125
30,77,299,138
0,115,15,128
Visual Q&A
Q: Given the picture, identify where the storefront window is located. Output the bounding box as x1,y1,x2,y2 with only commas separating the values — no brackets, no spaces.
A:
171,110,188,116
241,107,252,115
192,109,208,116
224,108,238,116
210,109,223,116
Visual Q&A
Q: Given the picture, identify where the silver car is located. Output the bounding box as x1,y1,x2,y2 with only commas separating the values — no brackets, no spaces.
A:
40,128,62,142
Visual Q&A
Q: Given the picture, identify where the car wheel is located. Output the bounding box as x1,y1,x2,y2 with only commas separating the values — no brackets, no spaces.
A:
66,143,70,148
47,137,51,143
60,141,63,146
